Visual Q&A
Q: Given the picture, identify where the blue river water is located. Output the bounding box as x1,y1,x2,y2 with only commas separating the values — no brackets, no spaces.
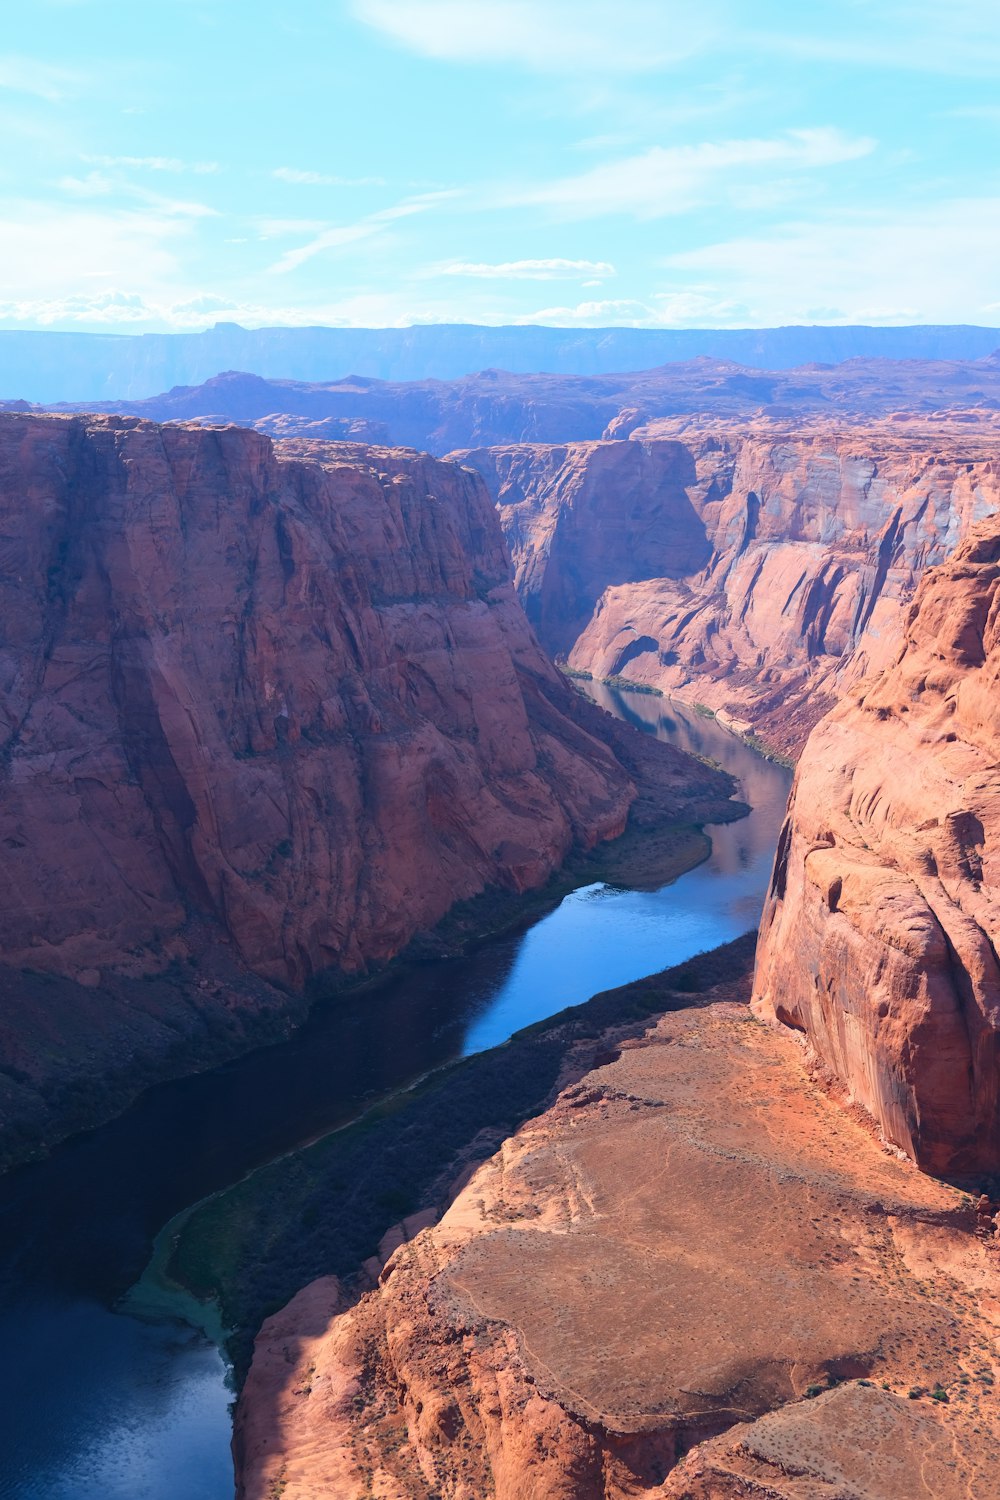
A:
0,687,791,1500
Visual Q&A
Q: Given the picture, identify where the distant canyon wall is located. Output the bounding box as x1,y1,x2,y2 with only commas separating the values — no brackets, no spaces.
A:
458,418,1000,756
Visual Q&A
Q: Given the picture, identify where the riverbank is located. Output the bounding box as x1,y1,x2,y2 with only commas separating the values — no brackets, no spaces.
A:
167,934,759,1382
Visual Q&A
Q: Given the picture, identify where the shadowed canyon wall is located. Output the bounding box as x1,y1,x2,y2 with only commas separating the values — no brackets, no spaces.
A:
0,413,734,1160
753,515,1000,1174
460,418,1000,756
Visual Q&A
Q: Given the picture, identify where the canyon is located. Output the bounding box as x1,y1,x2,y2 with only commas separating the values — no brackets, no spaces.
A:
0,412,733,1166
1,366,999,1499
29,362,1000,757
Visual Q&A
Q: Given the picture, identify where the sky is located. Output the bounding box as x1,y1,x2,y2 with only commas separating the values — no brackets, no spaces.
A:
1,0,999,333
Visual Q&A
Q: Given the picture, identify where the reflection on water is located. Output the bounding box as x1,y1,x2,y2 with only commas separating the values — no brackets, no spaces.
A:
461,686,793,1053
0,688,791,1500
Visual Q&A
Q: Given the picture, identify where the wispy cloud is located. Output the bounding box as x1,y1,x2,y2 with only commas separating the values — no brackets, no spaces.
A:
659,198,1000,324
267,193,454,274
750,3,1000,77
944,104,1000,122
0,199,196,308
434,257,615,280
272,166,386,186
352,0,720,73
509,128,874,219
84,154,221,173
58,171,219,219
0,55,83,102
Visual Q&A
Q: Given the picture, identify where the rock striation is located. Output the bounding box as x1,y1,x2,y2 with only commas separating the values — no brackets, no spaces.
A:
753,515,1000,1174
235,985,1000,1500
0,413,729,1160
460,417,1000,756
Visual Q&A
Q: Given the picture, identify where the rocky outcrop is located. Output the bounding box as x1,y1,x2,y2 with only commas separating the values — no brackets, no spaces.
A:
753,517,1000,1174
460,417,1000,756
0,413,733,1160
235,985,999,1500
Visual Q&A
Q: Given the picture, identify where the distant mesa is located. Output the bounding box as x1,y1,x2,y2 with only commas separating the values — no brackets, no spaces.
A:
3,319,1000,403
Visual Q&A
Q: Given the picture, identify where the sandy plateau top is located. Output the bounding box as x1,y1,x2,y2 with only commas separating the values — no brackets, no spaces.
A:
237,987,1000,1499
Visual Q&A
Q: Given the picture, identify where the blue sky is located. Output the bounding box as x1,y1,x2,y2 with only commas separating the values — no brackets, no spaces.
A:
2,0,999,332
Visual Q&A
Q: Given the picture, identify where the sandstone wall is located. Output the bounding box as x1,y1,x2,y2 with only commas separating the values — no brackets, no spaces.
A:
753,518,1000,1173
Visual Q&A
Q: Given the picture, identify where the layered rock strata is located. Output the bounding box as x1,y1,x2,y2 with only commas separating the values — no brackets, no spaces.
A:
235,989,999,1500
0,414,728,1158
754,516,1000,1174
460,417,1000,756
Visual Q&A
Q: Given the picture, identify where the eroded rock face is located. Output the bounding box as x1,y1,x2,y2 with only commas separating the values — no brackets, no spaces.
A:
235,994,999,1500
457,438,712,658
459,418,1000,756
0,413,663,1153
753,518,1000,1174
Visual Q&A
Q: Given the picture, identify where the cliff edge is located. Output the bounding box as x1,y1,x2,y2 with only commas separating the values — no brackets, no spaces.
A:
753,516,1000,1173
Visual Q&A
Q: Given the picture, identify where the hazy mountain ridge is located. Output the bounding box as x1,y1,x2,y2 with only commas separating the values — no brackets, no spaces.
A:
3,321,1000,403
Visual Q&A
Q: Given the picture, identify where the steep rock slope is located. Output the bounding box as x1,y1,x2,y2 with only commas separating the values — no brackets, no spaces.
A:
461,418,1000,756
0,414,727,1158
450,437,713,658
235,988,998,1500
753,517,1000,1174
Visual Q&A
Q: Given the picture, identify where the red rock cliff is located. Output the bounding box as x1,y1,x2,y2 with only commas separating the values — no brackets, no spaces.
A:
458,417,1000,756
0,414,648,1154
753,517,1000,1174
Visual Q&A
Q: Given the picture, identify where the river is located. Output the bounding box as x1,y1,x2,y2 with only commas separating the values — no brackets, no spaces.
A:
0,688,792,1500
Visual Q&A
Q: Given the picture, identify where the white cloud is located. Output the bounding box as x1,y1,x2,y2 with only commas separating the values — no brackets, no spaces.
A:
512,291,752,326
652,290,751,324
272,167,386,186
509,128,875,219
434,257,616,280
351,0,720,73
513,298,653,325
